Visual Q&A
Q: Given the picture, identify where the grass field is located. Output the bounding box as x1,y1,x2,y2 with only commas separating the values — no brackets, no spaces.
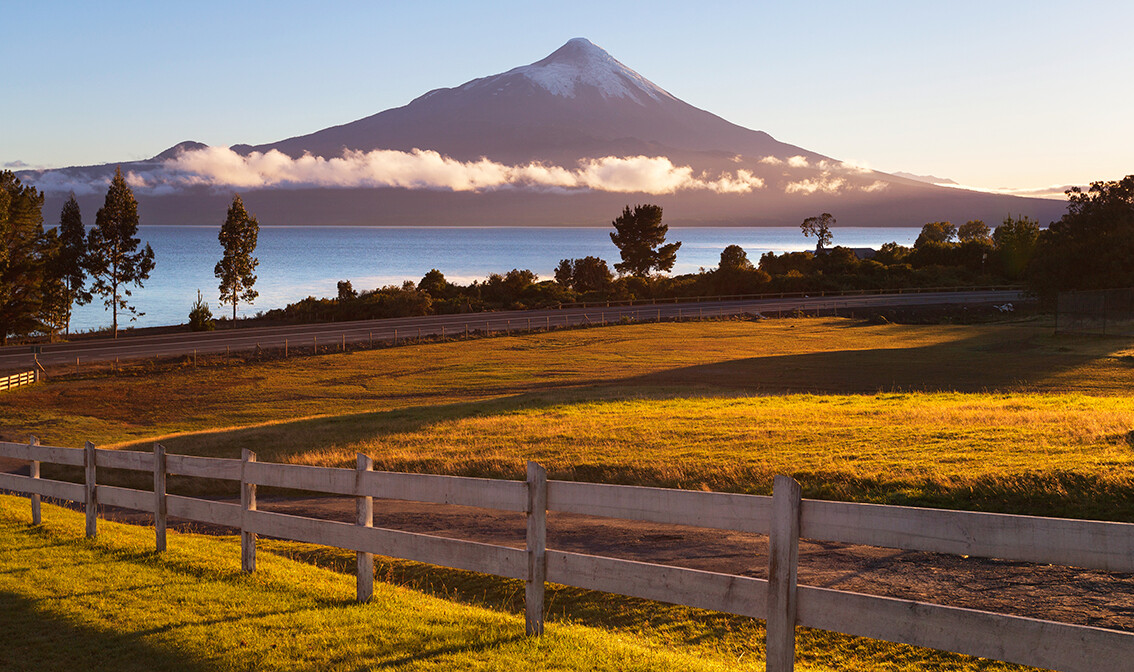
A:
4,317,1134,519
0,495,1041,671
2,316,1128,670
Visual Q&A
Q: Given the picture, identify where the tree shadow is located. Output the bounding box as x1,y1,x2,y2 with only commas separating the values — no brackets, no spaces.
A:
620,327,1103,394
0,590,213,672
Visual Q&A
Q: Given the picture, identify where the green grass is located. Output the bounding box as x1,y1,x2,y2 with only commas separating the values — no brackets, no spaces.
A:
5,317,1133,519
0,495,1040,671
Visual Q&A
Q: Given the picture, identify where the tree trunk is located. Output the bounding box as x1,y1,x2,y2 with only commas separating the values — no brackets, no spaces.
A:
112,278,118,339
233,297,237,326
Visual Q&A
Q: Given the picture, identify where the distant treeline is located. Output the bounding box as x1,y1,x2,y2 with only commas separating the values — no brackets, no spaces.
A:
262,217,1026,323
267,175,1134,324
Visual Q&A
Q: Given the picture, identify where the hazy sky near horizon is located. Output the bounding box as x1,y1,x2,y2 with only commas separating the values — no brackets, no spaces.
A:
3,1,1131,193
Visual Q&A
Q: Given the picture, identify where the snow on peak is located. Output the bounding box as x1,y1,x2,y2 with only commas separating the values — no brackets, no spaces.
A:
504,38,674,103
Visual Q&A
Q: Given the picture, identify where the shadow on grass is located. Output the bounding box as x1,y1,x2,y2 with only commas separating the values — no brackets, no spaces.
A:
0,590,213,672
78,326,1134,516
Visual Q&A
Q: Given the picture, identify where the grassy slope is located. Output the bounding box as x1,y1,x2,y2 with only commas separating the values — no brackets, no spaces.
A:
4,317,1133,518
0,496,1036,672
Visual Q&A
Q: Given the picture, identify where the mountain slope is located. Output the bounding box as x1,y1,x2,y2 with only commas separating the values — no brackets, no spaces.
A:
255,38,819,165
19,38,1068,227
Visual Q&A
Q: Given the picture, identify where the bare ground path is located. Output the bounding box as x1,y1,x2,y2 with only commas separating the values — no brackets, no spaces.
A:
71,492,1134,633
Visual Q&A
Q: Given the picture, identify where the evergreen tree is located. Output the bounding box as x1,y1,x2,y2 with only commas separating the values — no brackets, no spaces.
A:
609,204,680,277
86,167,155,338
215,194,260,323
0,171,48,344
55,193,90,335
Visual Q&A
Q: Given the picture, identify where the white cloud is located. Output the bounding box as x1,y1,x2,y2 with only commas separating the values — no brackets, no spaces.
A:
785,175,845,194
25,146,768,196
787,155,809,168
759,156,783,166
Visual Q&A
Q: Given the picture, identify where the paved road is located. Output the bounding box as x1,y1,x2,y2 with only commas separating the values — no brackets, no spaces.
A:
0,290,1024,372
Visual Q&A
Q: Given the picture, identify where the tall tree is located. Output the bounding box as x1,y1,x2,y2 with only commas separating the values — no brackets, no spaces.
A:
1029,175,1134,295
609,204,680,277
800,213,835,251
215,194,260,323
86,167,155,338
0,171,48,344
55,193,90,335
992,215,1040,280
914,221,957,247
718,244,753,271
957,219,992,244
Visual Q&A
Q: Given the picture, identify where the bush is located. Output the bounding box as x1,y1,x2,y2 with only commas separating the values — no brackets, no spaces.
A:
188,290,215,331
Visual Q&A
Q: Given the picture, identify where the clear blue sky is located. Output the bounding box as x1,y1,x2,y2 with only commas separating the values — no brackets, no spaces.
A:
3,0,1131,191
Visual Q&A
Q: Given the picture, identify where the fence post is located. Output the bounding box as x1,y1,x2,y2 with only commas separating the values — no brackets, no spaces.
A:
356,453,374,603
154,443,167,552
241,449,257,572
525,461,547,636
85,441,97,538
29,435,40,525
767,475,801,672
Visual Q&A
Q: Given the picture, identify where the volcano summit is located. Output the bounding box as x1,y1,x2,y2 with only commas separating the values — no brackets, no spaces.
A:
22,38,1065,227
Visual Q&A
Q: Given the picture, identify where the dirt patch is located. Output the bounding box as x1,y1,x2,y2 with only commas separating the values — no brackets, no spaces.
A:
79,494,1134,632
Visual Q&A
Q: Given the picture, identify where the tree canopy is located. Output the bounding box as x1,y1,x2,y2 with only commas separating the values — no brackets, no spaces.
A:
1029,175,1134,295
54,193,90,334
215,194,259,323
87,167,155,338
800,213,834,251
914,221,957,247
0,171,48,344
609,204,680,277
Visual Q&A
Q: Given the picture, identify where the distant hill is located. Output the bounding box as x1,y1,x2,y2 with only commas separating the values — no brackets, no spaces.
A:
19,38,1067,227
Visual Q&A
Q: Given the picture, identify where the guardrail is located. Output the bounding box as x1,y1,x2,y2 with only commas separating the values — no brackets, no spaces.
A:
0,439,1129,671
555,285,1026,310
0,370,38,392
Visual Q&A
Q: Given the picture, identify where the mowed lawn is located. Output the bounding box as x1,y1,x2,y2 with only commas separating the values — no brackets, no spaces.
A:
4,317,1134,518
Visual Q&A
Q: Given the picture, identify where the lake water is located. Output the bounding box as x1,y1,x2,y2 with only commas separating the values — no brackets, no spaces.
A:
68,226,921,332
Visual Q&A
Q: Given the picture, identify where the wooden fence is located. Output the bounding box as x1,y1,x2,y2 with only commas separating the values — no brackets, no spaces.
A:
0,439,1130,671
0,370,37,392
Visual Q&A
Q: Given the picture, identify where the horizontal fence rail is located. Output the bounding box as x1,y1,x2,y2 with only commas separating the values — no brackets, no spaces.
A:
0,369,37,392
0,438,1130,671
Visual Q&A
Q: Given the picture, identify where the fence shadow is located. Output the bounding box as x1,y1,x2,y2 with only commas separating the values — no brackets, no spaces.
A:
0,590,213,672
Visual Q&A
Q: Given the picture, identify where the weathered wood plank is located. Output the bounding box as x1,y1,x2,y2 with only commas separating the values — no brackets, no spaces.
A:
796,585,1134,672
84,442,97,538
0,472,85,502
801,499,1134,573
154,444,167,552
0,441,85,466
526,461,547,636
547,480,771,533
94,448,155,472
165,495,242,527
244,509,527,579
767,476,801,672
243,461,356,495
360,471,527,512
356,454,373,603
545,550,767,619
98,485,155,513
29,436,40,525
165,453,242,481
241,449,257,573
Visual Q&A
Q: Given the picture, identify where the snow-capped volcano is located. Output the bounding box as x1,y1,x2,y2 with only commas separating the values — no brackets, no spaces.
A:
253,38,815,165
497,37,674,103
21,38,1066,227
